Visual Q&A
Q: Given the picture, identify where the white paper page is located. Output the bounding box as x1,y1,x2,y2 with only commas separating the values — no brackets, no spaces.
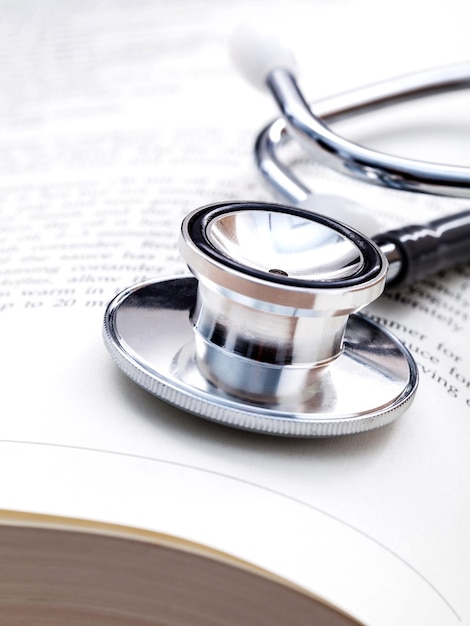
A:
1,1,470,625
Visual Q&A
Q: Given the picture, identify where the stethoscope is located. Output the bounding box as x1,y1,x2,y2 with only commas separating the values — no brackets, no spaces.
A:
103,28,470,437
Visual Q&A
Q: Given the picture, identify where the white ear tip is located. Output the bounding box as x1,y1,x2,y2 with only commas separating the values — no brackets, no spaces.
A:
230,23,297,91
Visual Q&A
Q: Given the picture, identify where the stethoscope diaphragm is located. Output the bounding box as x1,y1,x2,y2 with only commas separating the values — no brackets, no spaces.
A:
103,202,418,437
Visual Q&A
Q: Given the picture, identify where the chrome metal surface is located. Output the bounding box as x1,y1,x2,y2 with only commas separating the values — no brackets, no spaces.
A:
205,209,364,281
179,203,387,401
254,118,384,237
103,277,418,437
379,241,402,284
264,65,470,198
256,116,310,206
179,203,386,309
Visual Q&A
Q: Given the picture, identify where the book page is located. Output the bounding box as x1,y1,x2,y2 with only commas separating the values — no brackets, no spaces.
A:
0,1,470,625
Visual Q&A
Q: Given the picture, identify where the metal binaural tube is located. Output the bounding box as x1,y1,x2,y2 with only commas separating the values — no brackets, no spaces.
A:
255,84,470,286
265,66,470,198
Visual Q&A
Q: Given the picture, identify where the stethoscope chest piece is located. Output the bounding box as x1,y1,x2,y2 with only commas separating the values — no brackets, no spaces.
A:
103,202,418,437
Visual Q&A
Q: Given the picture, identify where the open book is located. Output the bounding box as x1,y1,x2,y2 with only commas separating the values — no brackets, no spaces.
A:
1,1,469,624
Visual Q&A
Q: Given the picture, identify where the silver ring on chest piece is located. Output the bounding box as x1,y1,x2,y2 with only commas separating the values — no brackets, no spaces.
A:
103,202,418,437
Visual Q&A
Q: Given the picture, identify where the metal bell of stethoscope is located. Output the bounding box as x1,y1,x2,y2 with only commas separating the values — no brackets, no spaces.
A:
103,29,470,437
